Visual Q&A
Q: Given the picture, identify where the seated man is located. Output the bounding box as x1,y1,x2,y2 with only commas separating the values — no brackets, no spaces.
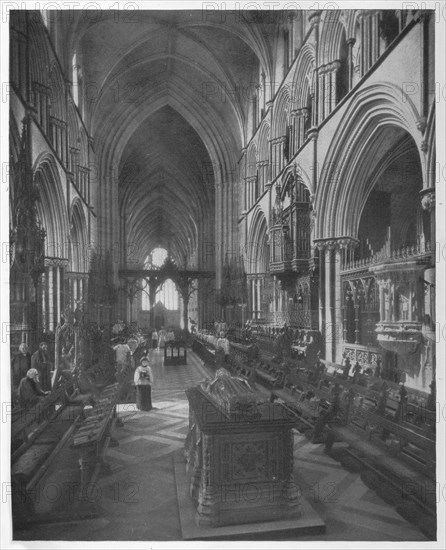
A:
17,368,50,409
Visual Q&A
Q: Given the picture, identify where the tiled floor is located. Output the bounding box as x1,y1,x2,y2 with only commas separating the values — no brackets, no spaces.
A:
15,349,428,542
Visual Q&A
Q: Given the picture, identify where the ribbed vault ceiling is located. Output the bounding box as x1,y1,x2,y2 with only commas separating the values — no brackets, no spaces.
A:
65,10,271,266
119,105,214,260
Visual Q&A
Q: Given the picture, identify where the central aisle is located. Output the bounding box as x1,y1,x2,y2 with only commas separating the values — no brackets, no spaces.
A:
14,349,427,542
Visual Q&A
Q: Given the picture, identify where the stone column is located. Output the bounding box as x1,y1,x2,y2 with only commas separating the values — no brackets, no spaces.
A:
328,61,341,113
379,285,385,320
317,245,325,349
318,69,324,123
257,278,261,319
316,237,358,361
215,181,222,290
337,238,358,360
333,246,342,362
324,244,334,361
48,265,54,332
41,270,47,333
347,38,355,90
421,189,435,250
301,108,309,144
56,266,61,325
354,303,360,344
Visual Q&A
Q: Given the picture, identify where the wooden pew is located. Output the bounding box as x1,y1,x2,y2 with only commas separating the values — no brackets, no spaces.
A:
71,382,120,499
11,384,67,453
192,337,216,366
11,382,86,519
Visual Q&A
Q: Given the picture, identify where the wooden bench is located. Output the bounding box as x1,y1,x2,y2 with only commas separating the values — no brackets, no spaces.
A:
12,384,68,453
11,383,86,519
325,420,436,512
340,402,436,480
71,382,120,498
192,338,216,366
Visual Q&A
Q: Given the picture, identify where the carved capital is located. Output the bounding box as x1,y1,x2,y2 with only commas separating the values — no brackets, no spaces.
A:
314,236,358,251
45,257,69,268
416,116,427,133
420,190,435,212
313,238,336,251
306,128,318,140
338,237,360,250
308,11,321,28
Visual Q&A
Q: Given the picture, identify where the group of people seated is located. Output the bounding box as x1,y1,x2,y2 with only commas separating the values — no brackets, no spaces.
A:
11,342,53,409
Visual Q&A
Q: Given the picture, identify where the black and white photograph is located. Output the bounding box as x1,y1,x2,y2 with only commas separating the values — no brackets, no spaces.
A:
1,1,445,548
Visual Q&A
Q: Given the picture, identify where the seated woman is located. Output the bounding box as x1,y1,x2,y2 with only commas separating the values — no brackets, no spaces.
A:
17,368,50,409
134,357,153,411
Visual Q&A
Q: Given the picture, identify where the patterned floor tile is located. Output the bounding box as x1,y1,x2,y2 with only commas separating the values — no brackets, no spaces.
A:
14,349,430,541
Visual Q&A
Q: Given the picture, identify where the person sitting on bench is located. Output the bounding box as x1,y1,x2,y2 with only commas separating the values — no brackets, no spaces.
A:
17,368,50,409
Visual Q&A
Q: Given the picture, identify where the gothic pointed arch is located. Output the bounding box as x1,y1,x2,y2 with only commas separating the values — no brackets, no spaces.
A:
316,82,423,239
69,198,88,273
33,153,69,259
247,207,269,275
291,43,315,109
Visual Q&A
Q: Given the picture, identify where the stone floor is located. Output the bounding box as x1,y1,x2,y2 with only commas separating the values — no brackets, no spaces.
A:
14,349,429,542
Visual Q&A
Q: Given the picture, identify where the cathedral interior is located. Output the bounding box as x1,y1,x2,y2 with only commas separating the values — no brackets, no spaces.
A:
4,6,443,547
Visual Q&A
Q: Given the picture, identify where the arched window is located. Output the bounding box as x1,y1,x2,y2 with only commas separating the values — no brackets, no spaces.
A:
141,249,180,310
41,10,58,45
72,52,83,115
140,278,179,310
380,11,399,47
304,89,312,136
283,30,290,76
336,31,350,103
145,247,168,268
261,71,266,117
156,279,179,310
40,10,49,28
252,93,258,134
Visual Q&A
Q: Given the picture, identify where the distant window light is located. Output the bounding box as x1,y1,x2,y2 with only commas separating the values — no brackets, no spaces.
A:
72,52,79,106
145,247,168,268
156,279,179,310
41,10,49,28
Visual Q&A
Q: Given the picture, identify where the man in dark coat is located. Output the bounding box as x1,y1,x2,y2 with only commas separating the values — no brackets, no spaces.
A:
17,368,49,409
31,342,52,391
12,343,31,392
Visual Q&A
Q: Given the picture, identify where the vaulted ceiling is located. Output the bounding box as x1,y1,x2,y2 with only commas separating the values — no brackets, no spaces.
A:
62,10,277,266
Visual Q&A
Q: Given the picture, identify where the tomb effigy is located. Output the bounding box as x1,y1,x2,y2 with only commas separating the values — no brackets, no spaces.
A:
184,368,301,528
